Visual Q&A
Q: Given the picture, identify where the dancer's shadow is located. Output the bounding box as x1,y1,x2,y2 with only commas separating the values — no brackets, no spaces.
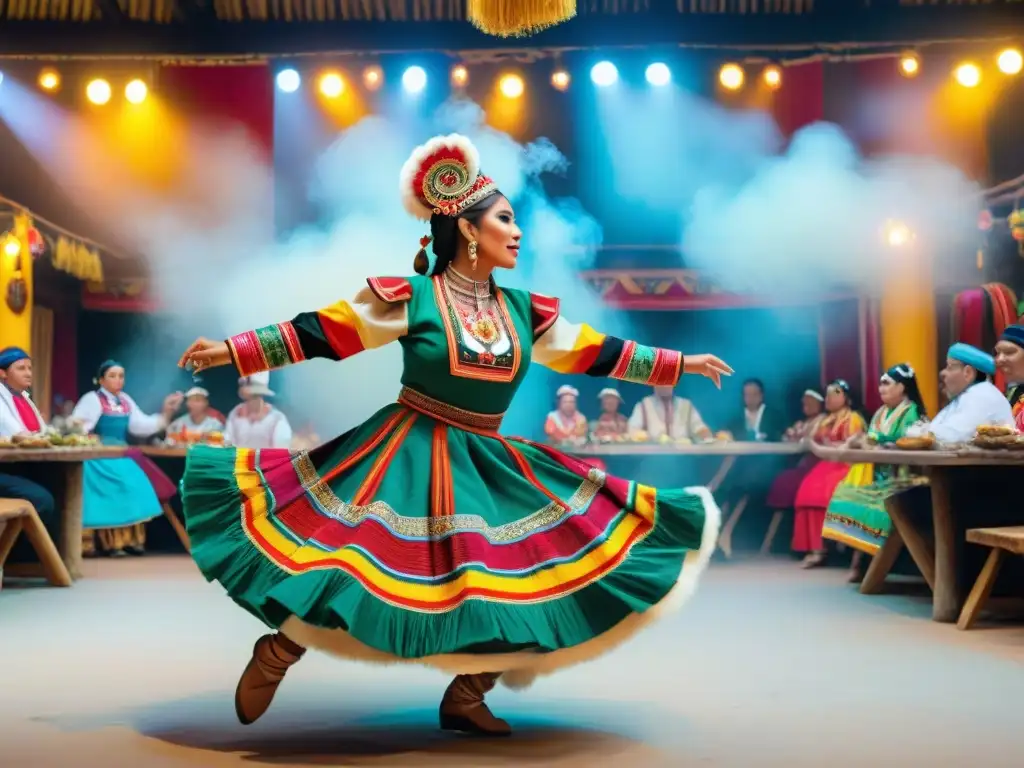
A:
36,687,670,766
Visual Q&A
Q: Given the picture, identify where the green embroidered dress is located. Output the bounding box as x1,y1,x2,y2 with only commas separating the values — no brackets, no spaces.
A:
181,269,720,688
821,400,922,555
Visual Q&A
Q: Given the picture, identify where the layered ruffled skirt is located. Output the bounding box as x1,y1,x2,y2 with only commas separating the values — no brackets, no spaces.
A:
181,396,720,688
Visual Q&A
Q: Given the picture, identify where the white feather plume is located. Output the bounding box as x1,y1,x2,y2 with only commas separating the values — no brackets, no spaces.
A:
399,133,482,221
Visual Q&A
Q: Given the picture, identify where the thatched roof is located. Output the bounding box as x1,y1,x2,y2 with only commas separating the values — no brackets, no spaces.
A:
0,0,1020,57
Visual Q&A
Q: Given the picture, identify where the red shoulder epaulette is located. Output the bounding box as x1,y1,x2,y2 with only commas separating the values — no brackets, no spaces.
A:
530,293,560,339
366,277,414,305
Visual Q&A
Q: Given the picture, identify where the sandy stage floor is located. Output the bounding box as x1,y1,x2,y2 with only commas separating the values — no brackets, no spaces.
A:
2,555,1022,767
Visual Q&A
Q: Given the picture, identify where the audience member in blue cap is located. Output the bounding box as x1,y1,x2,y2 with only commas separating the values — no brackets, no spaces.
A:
995,324,1024,431
927,342,1014,443
0,346,58,570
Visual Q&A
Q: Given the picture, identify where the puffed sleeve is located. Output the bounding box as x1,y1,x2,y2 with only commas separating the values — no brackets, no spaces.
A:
529,294,683,386
227,278,412,377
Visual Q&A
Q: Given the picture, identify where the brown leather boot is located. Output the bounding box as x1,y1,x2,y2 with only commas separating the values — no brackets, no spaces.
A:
439,672,512,737
234,633,306,725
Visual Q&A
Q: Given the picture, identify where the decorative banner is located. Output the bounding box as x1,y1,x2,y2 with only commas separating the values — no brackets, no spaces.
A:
580,269,854,310
82,279,161,312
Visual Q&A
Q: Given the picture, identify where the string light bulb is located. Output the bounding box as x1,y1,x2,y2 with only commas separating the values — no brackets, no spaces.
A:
362,65,383,91
318,71,345,98
38,68,61,92
451,65,469,87
899,54,920,77
762,66,782,90
954,62,981,88
3,235,21,258
498,73,524,99
719,63,744,91
885,220,914,248
551,69,570,91
996,48,1023,76
86,78,112,105
125,79,148,104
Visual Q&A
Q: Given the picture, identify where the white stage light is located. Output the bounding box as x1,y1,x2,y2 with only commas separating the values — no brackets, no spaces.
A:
590,61,618,87
645,63,671,86
276,69,301,93
402,66,427,94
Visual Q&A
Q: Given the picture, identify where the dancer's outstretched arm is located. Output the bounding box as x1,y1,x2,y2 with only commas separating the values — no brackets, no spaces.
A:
178,279,411,376
528,295,732,389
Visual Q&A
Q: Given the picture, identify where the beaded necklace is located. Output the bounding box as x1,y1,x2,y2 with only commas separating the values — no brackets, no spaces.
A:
444,266,503,350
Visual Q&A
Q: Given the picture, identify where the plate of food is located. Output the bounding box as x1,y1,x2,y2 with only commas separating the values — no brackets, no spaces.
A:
895,434,936,451
973,425,1021,449
0,437,14,450
11,434,52,449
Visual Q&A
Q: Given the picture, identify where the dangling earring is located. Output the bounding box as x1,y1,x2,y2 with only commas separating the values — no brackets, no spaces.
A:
468,240,478,271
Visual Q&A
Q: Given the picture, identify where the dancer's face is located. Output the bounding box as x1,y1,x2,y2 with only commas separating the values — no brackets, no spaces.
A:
460,196,521,271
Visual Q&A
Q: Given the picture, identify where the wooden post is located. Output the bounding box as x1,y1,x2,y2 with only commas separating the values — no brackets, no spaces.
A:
928,467,959,622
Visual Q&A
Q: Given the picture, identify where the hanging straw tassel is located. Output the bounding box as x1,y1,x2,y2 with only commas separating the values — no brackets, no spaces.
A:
467,0,577,37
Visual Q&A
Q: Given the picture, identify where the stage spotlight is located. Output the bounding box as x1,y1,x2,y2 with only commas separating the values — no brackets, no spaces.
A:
451,65,469,87
885,220,914,248
719,63,744,90
276,69,301,93
645,62,671,87
499,73,524,98
590,61,618,87
362,66,383,91
86,78,112,105
763,66,782,89
38,68,60,92
997,48,1023,76
954,62,981,87
551,69,570,91
402,66,427,94
124,79,148,104
318,72,345,98
899,54,920,77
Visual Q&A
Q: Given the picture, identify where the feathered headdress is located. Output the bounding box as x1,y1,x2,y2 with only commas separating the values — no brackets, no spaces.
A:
399,134,498,220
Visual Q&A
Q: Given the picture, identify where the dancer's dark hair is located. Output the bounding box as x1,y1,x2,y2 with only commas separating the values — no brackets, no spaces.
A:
413,191,504,276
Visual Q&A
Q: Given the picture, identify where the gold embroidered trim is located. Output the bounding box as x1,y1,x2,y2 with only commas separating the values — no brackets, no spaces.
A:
289,450,605,543
398,386,505,431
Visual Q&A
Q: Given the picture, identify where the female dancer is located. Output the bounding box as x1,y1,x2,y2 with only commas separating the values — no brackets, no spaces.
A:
822,364,927,579
178,134,731,736
72,361,182,556
791,379,866,568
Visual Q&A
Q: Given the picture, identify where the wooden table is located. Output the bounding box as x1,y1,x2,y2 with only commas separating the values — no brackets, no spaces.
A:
140,445,189,459
810,443,1024,622
574,441,806,557
0,447,126,579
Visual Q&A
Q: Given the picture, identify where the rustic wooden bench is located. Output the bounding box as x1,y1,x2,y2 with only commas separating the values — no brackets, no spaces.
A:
957,526,1024,630
0,498,73,588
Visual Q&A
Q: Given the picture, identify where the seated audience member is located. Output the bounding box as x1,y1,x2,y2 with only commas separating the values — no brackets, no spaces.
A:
0,347,59,565
590,387,629,441
628,385,711,442
764,389,826,514
727,378,785,442
50,396,78,435
544,385,587,446
792,379,866,568
225,372,293,449
167,387,223,441
823,364,927,581
994,324,1024,430
921,343,1013,443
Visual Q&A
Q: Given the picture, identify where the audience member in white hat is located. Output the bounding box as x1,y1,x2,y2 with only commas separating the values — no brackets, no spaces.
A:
544,384,588,446
224,372,293,449
167,387,224,442
590,387,629,441
628,385,711,442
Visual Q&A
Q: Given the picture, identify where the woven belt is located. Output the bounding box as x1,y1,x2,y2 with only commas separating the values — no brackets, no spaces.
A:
397,387,504,432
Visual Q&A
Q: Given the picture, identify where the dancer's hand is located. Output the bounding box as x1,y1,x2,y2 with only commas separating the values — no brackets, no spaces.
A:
683,354,734,389
163,392,185,414
179,338,232,373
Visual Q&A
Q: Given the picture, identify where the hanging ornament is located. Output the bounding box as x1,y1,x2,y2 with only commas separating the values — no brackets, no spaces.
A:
978,209,993,231
27,226,45,258
467,0,577,38
1009,207,1024,256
